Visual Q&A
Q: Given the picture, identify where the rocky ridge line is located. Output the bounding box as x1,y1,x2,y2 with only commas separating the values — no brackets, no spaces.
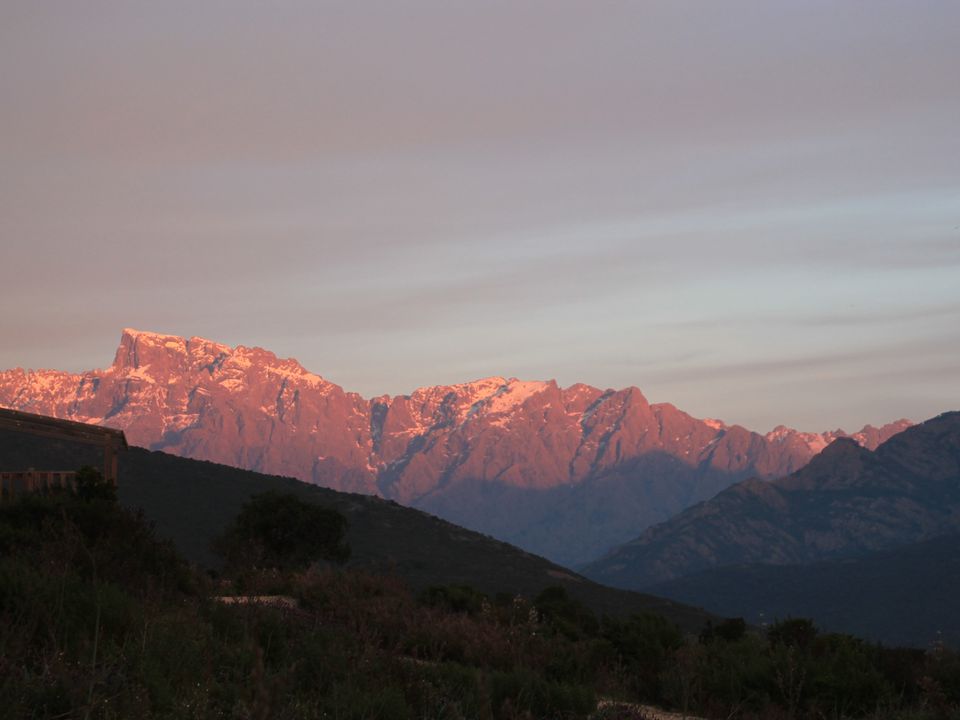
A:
0,329,911,566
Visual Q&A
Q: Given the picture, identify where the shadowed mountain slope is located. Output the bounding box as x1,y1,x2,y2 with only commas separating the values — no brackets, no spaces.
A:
583,411,960,590
0,329,909,566
645,532,960,648
0,425,711,629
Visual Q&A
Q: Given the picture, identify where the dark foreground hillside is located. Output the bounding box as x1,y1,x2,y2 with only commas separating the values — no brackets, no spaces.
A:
4,489,960,720
0,427,705,629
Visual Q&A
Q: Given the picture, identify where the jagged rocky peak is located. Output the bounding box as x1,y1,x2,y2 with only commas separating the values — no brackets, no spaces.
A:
111,328,328,389
407,375,504,407
583,411,960,590
397,376,507,427
776,436,874,492
185,335,233,368
113,328,238,377
806,436,872,472
0,328,920,567
227,345,330,390
481,378,555,415
113,328,190,372
582,385,651,426
764,424,794,441
372,377,553,442
760,419,910,456
849,419,913,447
559,383,606,414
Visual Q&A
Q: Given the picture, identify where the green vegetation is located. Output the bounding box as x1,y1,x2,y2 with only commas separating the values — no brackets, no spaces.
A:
2,485,960,719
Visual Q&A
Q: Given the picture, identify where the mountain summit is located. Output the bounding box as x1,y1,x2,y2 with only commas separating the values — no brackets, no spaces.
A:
0,329,911,566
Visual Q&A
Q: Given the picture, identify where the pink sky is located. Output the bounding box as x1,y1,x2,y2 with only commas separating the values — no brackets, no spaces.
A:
1,1,958,432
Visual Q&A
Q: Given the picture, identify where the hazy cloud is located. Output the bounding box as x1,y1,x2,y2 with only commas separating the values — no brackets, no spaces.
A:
1,1,958,430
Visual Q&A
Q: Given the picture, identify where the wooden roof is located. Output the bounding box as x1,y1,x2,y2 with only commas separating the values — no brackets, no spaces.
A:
0,408,128,448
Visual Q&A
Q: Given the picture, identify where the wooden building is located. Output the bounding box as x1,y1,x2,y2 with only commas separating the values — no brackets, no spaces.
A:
0,408,128,501
1,469,78,499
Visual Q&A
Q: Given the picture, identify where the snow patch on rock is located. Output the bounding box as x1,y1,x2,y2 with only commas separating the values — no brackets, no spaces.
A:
485,380,549,415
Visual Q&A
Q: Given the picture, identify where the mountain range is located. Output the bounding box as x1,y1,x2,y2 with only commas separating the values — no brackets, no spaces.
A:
0,328,910,566
583,411,960,590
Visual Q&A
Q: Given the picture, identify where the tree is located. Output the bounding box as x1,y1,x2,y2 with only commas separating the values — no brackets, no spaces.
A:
534,586,599,639
216,492,350,572
768,617,817,651
602,613,682,702
75,465,116,502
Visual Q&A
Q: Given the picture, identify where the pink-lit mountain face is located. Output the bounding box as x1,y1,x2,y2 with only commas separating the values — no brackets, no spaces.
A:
0,329,911,566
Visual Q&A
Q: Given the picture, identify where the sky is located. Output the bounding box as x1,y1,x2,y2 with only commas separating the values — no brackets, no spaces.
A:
1,1,958,433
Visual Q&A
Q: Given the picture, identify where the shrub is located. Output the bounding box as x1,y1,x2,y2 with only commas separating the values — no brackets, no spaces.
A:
534,586,599,640
488,668,595,719
215,492,350,571
75,464,116,502
420,584,489,615
602,613,682,702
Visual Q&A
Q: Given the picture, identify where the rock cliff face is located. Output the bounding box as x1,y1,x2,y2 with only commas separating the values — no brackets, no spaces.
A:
582,411,960,589
0,329,910,566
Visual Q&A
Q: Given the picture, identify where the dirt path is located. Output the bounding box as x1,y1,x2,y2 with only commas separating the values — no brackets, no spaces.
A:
596,699,706,720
